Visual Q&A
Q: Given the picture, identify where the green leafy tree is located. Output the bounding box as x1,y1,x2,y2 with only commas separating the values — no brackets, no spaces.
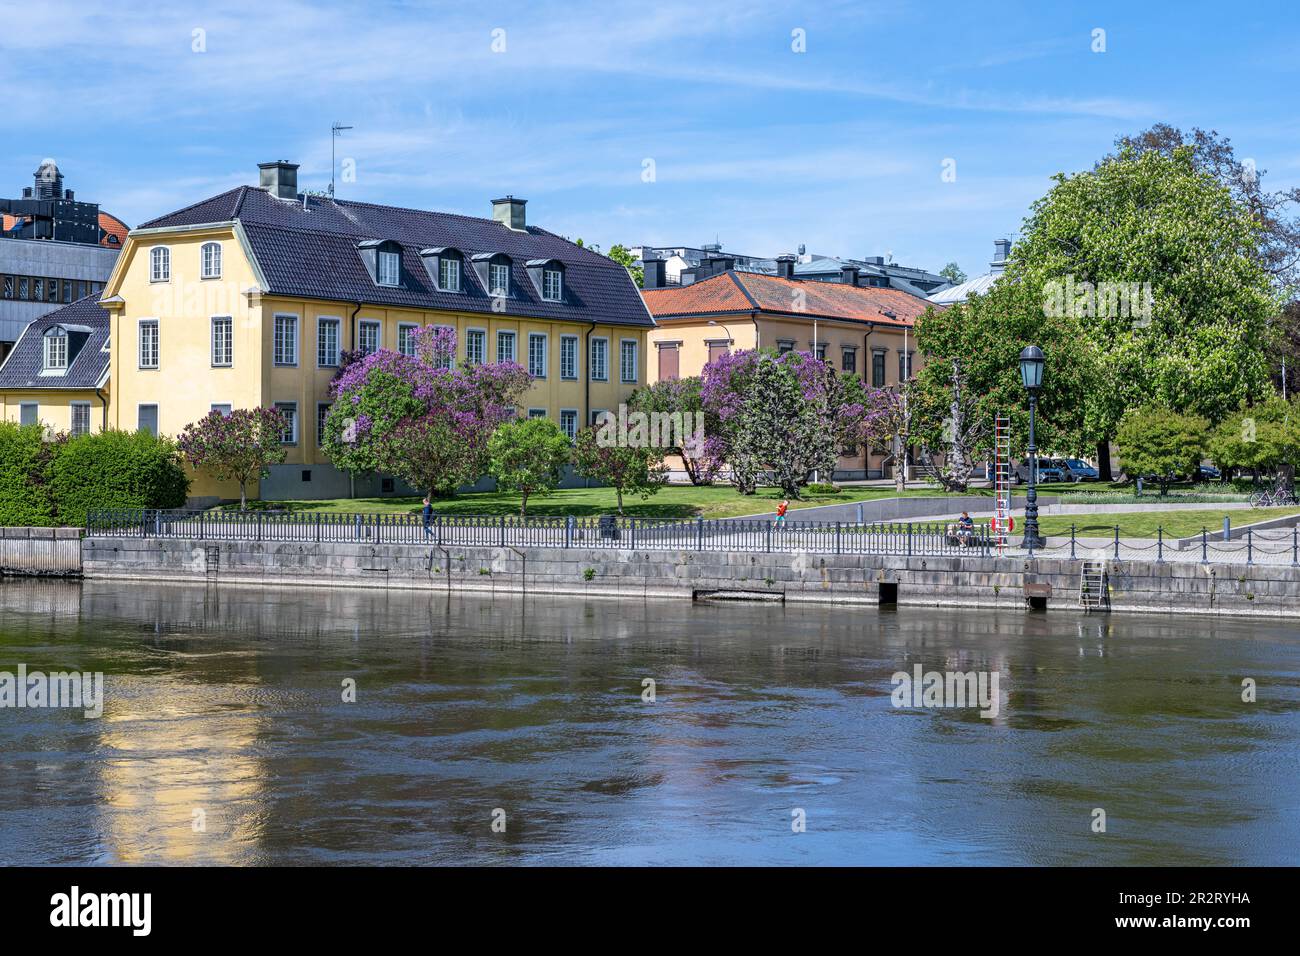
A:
572,425,667,515
177,407,287,509
488,417,573,517
939,262,967,284
607,243,644,288
1115,406,1209,495
1207,397,1300,483
0,422,58,525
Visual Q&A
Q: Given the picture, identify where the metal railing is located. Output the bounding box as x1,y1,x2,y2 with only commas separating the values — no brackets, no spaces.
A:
85,509,995,557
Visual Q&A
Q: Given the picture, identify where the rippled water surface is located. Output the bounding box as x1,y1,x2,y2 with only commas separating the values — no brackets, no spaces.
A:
1,580,1297,865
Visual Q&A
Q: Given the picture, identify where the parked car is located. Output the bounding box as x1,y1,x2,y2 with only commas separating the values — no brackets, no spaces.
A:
1013,458,1066,483
1060,458,1100,482
1193,464,1221,482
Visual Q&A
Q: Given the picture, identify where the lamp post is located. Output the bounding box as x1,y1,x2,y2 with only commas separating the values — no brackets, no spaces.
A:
1019,345,1045,550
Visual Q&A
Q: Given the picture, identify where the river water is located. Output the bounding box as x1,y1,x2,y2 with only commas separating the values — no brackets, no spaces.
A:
0,580,1296,865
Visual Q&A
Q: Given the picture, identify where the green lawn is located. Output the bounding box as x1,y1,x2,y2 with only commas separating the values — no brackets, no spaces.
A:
1036,508,1300,539
249,483,984,520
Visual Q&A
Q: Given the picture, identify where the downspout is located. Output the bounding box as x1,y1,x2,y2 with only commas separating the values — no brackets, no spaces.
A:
751,311,760,350
95,387,108,431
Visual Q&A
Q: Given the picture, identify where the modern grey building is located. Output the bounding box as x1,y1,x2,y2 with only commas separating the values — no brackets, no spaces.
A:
0,160,126,361
926,239,1011,306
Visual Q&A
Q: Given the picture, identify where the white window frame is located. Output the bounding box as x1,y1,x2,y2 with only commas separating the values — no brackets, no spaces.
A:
465,327,486,365
149,247,170,283
438,256,461,292
542,267,563,301
316,401,332,447
211,315,233,367
70,401,91,437
138,319,159,370
358,319,381,355
489,261,510,297
377,250,400,287
620,339,638,384
43,328,68,370
590,336,608,382
274,401,298,445
528,332,548,378
201,241,222,280
397,322,419,357
496,329,516,364
317,316,341,368
210,403,233,417
560,334,578,380
559,408,578,440
273,313,299,367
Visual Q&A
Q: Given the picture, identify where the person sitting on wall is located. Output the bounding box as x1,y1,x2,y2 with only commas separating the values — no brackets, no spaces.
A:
957,511,975,547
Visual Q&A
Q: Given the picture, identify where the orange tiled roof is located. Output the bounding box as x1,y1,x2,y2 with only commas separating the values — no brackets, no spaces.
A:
98,211,129,248
642,270,939,327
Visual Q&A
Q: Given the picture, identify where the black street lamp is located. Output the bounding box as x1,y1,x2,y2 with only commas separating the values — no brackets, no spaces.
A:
1019,345,1046,550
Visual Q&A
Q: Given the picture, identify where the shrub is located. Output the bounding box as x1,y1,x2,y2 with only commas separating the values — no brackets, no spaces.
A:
487,417,573,517
48,429,190,526
807,482,840,495
0,422,59,526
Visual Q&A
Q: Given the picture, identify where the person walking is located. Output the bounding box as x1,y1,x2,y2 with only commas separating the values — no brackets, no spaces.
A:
774,499,789,530
422,497,434,537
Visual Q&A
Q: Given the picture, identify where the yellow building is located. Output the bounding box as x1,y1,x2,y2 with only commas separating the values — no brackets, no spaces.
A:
100,162,653,503
642,256,936,480
0,294,110,434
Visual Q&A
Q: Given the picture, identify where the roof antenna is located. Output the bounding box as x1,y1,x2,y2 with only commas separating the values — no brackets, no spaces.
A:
330,122,353,198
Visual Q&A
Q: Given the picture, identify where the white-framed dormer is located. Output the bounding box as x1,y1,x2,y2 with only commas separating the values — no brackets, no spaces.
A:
526,258,565,302
419,247,467,294
149,246,171,283
357,239,403,288
200,241,223,280
42,325,68,374
470,252,513,300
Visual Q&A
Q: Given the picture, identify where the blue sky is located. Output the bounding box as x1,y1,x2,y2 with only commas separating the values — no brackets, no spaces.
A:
3,0,1298,277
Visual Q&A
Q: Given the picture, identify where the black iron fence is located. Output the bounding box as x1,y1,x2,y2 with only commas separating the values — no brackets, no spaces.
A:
85,509,995,557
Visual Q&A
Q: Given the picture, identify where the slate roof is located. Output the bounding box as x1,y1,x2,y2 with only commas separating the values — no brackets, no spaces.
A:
643,271,937,328
138,186,653,327
0,294,110,390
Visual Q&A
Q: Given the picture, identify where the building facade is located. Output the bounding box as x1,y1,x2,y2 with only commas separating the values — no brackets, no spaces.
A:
0,294,111,434
643,256,936,480
100,161,652,503
0,160,126,359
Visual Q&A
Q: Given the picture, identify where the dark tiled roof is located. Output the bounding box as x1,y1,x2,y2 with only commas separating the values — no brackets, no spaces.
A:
139,186,652,327
643,271,938,328
0,294,110,390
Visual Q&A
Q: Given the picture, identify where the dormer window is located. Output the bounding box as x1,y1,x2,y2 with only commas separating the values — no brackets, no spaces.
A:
150,247,170,282
439,255,461,292
201,241,222,279
43,327,68,370
378,250,400,286
489,260,510,297
543,267,563,301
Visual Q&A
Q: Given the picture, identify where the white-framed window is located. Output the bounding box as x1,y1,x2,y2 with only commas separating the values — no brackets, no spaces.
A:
211,404,232,417
497,330,516,363
201,242,222,279
439,257,460,292
358,320,381,355
397,323,418,357
528,332,547,378
527,408,547,419
590,337,608,382
433,325,454,369
489,261,510,296
317,317,340,367
149,247,170,282
43,328,68,370
19,403,38,427
465,328,486,365
542,267,562,301
377,250,400,286
138,319,159,369
273,314,298,366
560,408,578,440
70,402,91,437
138,404,158,436
620,339,638,383
274,402,297,444
211,316,233,367
560,334,578,380
317,402,331,447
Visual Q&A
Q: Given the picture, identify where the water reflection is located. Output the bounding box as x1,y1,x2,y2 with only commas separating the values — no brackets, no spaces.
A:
1,579,1297,865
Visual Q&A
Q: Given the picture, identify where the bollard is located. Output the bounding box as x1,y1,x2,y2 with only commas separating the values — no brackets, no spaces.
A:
1247,527,1253,565
1113,526,1120,560
856,502,864,524
1293,526,1298,567
1223,516,1231,542
1201,528,1208,564
697,515,704,551
1070,524,1076,560
1157,526,1163,563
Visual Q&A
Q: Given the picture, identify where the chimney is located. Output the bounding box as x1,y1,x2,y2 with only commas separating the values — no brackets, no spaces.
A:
840,264,860,285
702,255,734,277
643,256,666,289
64,189,74,201
492,196,527,231
258,161,300,200
775,255,796,280
21,187,32,199
991,239,1011,273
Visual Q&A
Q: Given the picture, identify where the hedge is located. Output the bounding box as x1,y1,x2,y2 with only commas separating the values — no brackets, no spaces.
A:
0,424,189,527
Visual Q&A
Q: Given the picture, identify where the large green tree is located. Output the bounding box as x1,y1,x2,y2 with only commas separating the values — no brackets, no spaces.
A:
1115,406,1209,495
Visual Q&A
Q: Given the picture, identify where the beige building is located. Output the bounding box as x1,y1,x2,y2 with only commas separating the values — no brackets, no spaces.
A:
642,255,936,479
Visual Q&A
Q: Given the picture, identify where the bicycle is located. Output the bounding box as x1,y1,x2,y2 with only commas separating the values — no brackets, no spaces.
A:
1249,485,1298,508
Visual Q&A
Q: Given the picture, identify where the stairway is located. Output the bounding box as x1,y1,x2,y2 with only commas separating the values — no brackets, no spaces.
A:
1079,561,1108,612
